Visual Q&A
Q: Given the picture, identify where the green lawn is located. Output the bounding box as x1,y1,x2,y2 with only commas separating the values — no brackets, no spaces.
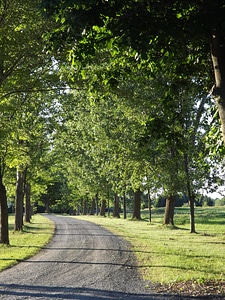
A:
0,214,54,271
73,206,225,285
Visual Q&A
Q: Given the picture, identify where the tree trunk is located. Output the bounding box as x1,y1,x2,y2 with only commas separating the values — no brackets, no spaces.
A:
107,199,110,216
100,199,106,216
14,169,25,231
113,194,120,218
184,152,196,233
45,197,50,214
189,194,195,233
164,195,175,225
90,197,95,215
132,188,141,220
83,198,87,215
123,191,126,219
148,188,152,223
211,28,225,144
95,193,99,215
24,182,31,223
0,173,9,244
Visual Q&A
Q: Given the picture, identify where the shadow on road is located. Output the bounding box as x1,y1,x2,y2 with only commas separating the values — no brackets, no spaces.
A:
0,283,202,300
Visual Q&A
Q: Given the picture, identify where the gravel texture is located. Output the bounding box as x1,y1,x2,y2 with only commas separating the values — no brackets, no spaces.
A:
0,215,205,299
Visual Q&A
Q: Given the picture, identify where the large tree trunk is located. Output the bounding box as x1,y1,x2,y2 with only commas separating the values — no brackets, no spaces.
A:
0,173,9,244
100,199,106,216
14,169,25,231
211,28,225,144
113,194,120,218
132,188,141,220
24,182,31,223
164,195,175,225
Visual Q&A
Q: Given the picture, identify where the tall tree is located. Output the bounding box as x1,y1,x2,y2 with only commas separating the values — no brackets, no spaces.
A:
41,0,225,145
0,163,9,244
0,0,60,240
14,168,25,231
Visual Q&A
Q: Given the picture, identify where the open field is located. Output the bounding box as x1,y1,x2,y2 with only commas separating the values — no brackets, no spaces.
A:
0,214,54,271
73,206,225,285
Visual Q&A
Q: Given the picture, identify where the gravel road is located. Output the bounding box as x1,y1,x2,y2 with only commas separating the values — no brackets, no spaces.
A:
0,215,198,299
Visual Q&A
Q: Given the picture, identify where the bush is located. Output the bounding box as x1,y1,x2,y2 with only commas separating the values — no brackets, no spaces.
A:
215,198,225,206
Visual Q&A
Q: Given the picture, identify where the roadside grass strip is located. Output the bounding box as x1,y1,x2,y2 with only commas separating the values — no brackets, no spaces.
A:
74,207,225,285
0,214,54,271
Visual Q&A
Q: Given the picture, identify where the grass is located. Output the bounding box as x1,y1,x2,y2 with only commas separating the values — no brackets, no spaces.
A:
0,214,54,272
1,207,224,289
72,206,225,285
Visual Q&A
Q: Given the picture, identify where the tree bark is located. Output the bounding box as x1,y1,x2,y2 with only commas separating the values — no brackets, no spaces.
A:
14,169,25,231
211,28,225,144
83,198,88,215
95,193,99,215
164,195,175,225
123,191,126,219
132,188,141,220
0,173,9,244
90,197,95,215
184,152,196,233
24,182,31,223
148,188,152,223
189,194,195,233
113,194,120,218
100,199,106,216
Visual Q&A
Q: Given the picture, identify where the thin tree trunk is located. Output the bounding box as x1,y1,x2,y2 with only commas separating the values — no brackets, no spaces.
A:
184,152,196,233
211,28,225,144
45,197,50,214
148,188,152,223
83,198,87,215
164,195,175,225
100,199,106,216
123,191,126,219
189,194,195,233
95,193,99,215
24,182,31,223
113,194,120,218
0,172,9,244
132,188,141,220
90,197,95,215
107,198,110,216
14,169,25,231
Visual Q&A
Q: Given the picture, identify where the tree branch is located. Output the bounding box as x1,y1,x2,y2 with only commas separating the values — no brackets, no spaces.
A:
0,87,87,101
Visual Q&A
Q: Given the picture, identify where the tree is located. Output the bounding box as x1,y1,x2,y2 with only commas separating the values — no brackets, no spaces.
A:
0,0,62,240
24,181,31,223
41,0,225,145
40,1,225,229
0,164,9,244
132,188,142,220
14,168,25,231
164,195,176,226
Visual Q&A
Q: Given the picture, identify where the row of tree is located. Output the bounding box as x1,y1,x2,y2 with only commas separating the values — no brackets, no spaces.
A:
1,0,225,244
0,0,68,243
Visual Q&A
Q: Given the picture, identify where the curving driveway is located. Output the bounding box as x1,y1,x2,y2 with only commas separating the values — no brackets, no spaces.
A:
0,215,194,299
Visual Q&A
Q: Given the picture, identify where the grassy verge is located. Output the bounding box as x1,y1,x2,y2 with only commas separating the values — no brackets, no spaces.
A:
72,207,225,285
0,214,54,272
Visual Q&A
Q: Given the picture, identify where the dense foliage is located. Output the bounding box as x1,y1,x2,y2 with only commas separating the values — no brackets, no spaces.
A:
1,0,225,243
